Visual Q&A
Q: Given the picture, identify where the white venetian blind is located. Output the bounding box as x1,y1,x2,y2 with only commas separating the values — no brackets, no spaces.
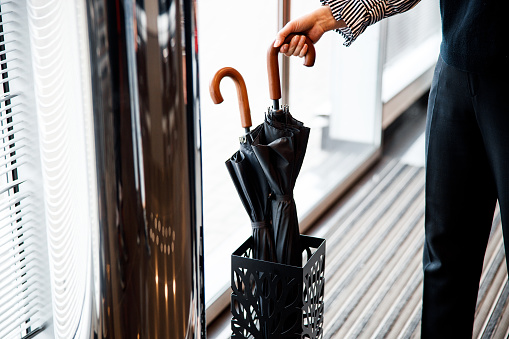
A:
1,0,98,338
0,1,51,338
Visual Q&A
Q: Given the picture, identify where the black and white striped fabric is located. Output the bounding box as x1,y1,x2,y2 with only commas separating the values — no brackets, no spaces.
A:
321,0,421,46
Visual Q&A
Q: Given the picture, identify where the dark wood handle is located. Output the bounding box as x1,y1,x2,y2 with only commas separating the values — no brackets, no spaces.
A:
267,33,316,100
209,67,252,129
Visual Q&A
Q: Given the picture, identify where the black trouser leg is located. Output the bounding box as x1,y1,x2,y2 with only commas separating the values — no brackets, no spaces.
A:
471,68,509,277
421,56,500,338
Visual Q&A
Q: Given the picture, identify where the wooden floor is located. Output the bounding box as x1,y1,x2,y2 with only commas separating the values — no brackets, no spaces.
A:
312,159,508,339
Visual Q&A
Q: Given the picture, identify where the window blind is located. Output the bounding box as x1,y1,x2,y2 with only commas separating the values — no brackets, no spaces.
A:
1,0,98,338
0,1,50,338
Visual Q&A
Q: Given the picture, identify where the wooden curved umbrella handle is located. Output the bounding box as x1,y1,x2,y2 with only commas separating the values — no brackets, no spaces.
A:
209,67,252,129
268,33,316,100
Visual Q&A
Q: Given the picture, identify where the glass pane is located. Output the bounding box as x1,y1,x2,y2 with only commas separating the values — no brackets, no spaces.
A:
197,1,279,306
289,3,383,221
382,0,441,126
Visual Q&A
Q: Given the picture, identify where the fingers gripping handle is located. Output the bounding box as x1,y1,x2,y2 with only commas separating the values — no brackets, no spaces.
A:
209,67,252,129
268,33,316,100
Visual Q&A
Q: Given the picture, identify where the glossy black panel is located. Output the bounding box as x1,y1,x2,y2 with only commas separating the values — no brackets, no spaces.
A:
86,0,204,337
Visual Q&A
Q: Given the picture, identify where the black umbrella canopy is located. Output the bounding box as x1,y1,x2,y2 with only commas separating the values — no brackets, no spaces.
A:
210,68,276,262
225,128,277,262
266,108,309,182
251,107,310,266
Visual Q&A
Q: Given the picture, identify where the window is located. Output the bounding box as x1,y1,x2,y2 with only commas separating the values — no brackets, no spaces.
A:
198,1,284,315
198,0,384,316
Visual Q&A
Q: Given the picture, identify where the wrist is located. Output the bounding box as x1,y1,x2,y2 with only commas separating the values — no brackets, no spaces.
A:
318,5,346,31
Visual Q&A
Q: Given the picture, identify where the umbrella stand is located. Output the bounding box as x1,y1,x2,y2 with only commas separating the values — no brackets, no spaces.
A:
231,235,326,338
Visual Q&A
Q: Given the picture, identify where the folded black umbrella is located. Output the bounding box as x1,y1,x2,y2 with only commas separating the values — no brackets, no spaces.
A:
251,107,310,266
210,34,315,266
210,68,276,262
254,33,315,266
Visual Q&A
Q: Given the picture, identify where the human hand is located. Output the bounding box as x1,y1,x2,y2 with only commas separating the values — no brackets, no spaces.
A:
274,5,346,58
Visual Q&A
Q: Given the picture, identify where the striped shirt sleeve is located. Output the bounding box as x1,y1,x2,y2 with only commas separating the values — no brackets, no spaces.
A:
321,0,421,46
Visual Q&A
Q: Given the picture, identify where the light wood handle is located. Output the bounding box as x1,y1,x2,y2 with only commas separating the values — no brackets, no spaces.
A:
209,67,252,129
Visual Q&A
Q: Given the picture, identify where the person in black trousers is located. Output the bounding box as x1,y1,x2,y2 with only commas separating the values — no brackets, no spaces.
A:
274,2,508,337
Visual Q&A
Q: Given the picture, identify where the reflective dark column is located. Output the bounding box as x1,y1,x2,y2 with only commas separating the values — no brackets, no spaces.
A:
85,0,204,337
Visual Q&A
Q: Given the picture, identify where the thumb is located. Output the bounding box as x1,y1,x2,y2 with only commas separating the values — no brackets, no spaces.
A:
274,21,299,47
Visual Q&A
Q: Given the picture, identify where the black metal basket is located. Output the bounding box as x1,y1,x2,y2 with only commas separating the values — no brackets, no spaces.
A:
231,235,326,338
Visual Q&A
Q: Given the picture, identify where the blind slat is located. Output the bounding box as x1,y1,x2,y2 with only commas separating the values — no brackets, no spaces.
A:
0,30,14,39
0,255,39,303
0,142,24,159
0,74,19,85
0,39,15,48
0,193,30,214
0,9,15,17
0,251,37,293
0,179,25,195
0,303,41,339
0,206,31,231
0,124,24,140
0,136,22,153
0,160,26,178
0,248,40,286
0,217,32,249
0,93,19,103
0,231,34,261
0,119,23,134
0,224,32,249
0,48,19,58
1,315,42,339
2,19,16,26
0,279,39,317
0,149,25,168
0,55,19,65
0,66,20,75
0,203,25,224
0,103,21,116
